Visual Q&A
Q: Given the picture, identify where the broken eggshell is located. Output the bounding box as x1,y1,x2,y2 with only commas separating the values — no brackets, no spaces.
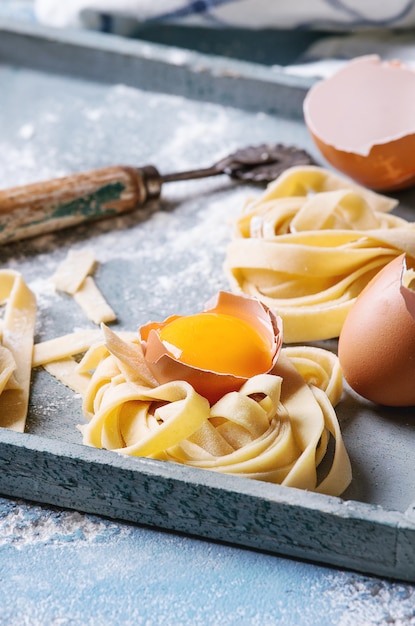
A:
338,254,415,406
139,291,283,405
303,55,415,191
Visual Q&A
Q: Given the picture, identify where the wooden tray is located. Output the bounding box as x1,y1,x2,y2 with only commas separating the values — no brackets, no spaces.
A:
0,19,414,581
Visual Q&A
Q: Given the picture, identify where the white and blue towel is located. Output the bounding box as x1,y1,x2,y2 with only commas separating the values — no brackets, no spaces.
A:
33,1,415,32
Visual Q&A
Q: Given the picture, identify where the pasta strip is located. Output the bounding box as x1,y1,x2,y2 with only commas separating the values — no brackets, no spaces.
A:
281,345,342,406
0,346,18,394
0,270,36,431
79,379,211,457
51,248,96,294
52,248,116,325
33,330,102,367
73,276,116,325
252,165,397,212
43,359,91,395
101,324,158,387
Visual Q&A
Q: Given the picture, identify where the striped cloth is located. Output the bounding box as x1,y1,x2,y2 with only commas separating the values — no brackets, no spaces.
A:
33,1,415,32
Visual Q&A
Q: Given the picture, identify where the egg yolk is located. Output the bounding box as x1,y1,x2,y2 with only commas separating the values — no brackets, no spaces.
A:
158,312,272,377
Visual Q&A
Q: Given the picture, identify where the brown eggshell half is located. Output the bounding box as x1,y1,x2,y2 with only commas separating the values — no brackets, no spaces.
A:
140,291,283,405
338,254,415,406
303,55,415,191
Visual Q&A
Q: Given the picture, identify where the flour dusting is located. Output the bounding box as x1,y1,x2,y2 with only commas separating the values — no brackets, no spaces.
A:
326,572,415,625
0,497,129,547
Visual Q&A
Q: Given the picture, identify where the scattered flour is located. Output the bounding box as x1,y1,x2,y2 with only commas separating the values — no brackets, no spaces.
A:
2,61,412,605
325,572,415,625
0,497,129,547
18,123,35,140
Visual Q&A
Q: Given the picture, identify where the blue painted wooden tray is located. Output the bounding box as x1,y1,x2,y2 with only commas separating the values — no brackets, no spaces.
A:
0,19,414,581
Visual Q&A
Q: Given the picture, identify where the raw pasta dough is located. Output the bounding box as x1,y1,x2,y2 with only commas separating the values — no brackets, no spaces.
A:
52,248,116,324
0,271,36,431
34,326,351,497
225,165,415,342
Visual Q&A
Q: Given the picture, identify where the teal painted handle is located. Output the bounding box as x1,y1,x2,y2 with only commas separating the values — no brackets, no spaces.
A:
0,165,162,244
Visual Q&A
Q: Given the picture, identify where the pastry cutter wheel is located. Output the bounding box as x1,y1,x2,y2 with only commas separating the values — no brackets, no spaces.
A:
0,143,314,244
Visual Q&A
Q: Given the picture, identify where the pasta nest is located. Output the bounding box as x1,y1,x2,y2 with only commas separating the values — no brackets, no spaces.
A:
226,165,415,342
70,327,351,497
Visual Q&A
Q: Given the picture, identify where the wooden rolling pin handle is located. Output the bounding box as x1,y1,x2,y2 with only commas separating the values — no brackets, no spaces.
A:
0,164,162,244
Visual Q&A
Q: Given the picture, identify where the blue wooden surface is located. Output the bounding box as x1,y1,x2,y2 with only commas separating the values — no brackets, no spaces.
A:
0,46,413,578
1,495,415,625
1,10,415,622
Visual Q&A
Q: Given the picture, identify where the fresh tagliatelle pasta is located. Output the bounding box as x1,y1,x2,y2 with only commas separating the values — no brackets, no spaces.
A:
0,251,116,431
34,324,352,497
0,270,36,431
52,248,116,325
225,165,415,342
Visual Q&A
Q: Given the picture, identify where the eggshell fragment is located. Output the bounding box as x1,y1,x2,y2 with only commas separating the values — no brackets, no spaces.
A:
140,291,283,405
338,254,415,406
303,55,415,191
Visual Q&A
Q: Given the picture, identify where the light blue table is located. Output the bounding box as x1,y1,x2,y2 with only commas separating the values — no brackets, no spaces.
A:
1,495,414,625
1,5,415,624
